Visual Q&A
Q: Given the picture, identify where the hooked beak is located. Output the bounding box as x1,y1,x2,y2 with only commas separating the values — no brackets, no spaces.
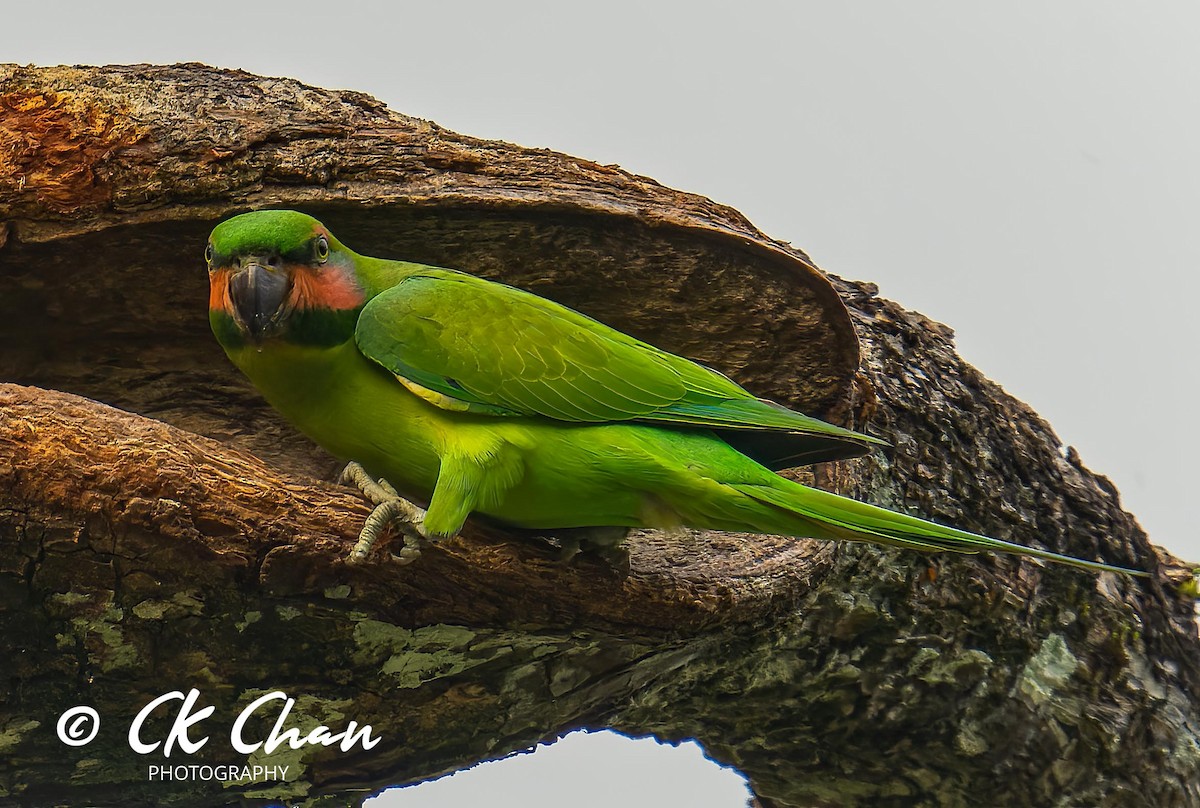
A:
228,259,291,341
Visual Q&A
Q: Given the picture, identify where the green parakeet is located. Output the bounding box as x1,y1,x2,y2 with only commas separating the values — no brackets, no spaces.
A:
205,209,1146,577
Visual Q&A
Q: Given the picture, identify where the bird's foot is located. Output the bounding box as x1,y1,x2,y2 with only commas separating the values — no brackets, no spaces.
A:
338,461,429,565
549,526,631,574
556,536,582,564
591,542,631,576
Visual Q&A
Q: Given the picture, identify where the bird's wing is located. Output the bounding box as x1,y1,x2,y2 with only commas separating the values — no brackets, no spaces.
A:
355,270,882,451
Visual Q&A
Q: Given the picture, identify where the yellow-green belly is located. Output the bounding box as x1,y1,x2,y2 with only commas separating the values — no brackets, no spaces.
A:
224,340,723,530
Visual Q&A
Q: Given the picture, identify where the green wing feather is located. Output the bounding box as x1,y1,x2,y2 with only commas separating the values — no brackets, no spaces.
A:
355,270,883,456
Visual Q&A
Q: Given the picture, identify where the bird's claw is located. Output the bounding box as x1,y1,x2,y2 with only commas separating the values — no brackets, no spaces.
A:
548,526,630,574
556,536,582,564
339,462,429,565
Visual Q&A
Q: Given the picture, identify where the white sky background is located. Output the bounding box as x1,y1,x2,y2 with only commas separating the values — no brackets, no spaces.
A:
9,1,1198,805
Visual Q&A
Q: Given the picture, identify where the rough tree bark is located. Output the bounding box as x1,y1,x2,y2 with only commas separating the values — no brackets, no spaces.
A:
0,64,1196,808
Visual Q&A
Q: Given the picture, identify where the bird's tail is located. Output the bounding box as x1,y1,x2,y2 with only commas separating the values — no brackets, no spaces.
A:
725,478,1150,577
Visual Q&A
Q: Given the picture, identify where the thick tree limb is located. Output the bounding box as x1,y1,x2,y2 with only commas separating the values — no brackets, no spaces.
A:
0,383,824,805
0,383,818,636
1,64,1197,808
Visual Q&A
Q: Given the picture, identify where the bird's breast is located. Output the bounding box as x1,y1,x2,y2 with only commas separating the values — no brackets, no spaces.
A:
225,339,444,489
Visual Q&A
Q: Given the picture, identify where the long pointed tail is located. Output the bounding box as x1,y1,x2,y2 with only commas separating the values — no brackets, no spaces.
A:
729,480,1150,577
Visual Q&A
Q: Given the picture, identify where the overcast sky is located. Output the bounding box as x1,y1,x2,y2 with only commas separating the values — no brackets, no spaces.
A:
9,2,1197,805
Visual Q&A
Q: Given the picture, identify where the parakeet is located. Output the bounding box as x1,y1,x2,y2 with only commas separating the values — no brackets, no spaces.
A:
205,209,1147,577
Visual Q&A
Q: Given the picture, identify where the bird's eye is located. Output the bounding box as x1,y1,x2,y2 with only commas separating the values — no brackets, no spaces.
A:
204,244,214,265
315,235,330,263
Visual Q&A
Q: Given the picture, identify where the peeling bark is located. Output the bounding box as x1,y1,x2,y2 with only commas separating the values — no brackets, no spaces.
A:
1,64,1197,808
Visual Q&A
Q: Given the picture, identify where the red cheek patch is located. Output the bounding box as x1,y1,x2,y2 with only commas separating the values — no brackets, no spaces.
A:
208,269,234,313
208,265,364,315
290,266,365,311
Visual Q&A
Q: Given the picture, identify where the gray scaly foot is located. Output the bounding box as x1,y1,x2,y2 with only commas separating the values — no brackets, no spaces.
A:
550,526,631,572
338,461,429,565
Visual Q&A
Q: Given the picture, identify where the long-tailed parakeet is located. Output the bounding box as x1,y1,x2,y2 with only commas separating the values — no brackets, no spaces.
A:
205,209,1146,577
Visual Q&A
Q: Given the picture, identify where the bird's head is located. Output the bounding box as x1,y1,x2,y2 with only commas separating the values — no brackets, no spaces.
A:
206,210,366,347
